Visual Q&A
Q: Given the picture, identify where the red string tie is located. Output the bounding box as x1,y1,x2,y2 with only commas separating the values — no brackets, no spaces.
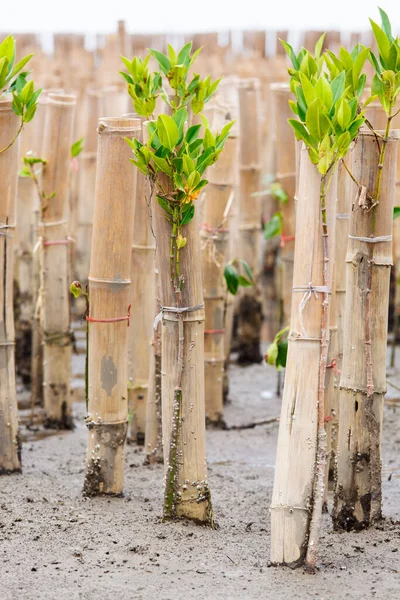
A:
326,358,341,376
86,305,131,327
201,223,230,234
280,234,295,248
324,415,334,423
43,236,75,247
204,329,225,335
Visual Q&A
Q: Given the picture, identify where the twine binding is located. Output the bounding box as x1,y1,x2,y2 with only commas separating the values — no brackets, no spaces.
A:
154,302,205,329
292,283,331,338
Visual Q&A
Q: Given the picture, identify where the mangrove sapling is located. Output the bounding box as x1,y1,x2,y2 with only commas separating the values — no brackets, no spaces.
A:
333,8,400,531
121,43,233,523
0,39,40,473
0,35,41,155
271,37,367,570
81,117,140,496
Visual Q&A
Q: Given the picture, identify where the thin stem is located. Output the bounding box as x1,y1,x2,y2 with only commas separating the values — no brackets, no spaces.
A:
0,118,23,154
375,102,393,207
342,159,360,188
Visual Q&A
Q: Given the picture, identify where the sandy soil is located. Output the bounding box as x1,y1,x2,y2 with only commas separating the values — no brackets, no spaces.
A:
1,345,399,600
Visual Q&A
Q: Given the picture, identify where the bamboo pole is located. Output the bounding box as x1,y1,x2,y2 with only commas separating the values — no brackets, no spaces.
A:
331,159,355,464
150,167,212,523
127,119,157,445
333,130,399,530
270,145,337,566
15,170,36,387
237,78,263,364
0,97,22,473
201,105,238,424
83,117,139,497
271,83,296,326
30,91,62,408
41,93,76,428
76,89,103,285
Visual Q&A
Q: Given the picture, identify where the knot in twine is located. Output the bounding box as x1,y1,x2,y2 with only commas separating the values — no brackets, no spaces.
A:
326,358,341,377
292,282,331,338
153,303,204,330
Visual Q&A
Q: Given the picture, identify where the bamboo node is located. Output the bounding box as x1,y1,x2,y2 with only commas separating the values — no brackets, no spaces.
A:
0,224,16,238
348,234,392,243
86,305,132,327
153,303,205,329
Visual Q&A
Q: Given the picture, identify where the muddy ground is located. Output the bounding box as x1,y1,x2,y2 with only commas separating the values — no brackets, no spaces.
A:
1,336,400,600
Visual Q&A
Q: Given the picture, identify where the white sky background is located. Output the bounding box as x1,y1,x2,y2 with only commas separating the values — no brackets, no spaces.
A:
3,1,400,35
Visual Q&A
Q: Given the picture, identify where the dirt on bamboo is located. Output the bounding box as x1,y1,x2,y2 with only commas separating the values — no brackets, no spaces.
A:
270,145,337,567
333,129,399,531
83,117,139,497
41,93,76,429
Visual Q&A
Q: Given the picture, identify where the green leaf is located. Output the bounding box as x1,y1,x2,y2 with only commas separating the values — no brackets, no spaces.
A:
315,76,333,110
19,80,34,104
216,120,235,150
276,338,288,369
185,124,201,144
369,18,391,67
71,137,84,158
156,114,179,150
306,99,329,141
23,104,37,123
379,7,393,43
337,99,351,129
167,44,177,66
299,72,316,107
394,206,400,220
172,106,188,136
156,195,173,215
180,203,195,225
70,281,82,298
280,39,300,70
182,154,195,176
224,263,239,295
314,33,326,60
0,35,15,64
288,119,314,148
264,212,282,240
152,154,172,176
8,53,32,81
177,42,192,67
148,49,171,75
238,275,252,287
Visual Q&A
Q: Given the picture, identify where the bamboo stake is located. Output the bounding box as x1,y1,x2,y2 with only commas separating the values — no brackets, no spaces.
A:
270,146,337,567
15,170,36,387
237,78,263,364
333,130,399,530
201,105,238,424
41,93,76,428
0,97,22,473
83,117,139,497
331,160,355,464
151,169,212,523
271,83,296,326
76,89,103,285
127,119,156,445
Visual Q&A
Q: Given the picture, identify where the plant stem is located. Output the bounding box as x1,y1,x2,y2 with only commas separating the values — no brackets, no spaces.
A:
375,103,393,206
342,159,360,188
0,117,23,154
305,174,329,572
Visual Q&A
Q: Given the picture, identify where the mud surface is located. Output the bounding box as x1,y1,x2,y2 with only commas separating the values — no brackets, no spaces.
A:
1,350,400,599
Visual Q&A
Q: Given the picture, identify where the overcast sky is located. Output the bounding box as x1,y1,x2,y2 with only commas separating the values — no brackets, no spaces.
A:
3,1,400,34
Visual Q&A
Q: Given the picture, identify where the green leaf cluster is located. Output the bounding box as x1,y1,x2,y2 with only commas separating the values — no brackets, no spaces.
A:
120,42,221,117
223,259,253,295
0,35,41,123
282,38,367,175
264,212,283,240
369,7,400,115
